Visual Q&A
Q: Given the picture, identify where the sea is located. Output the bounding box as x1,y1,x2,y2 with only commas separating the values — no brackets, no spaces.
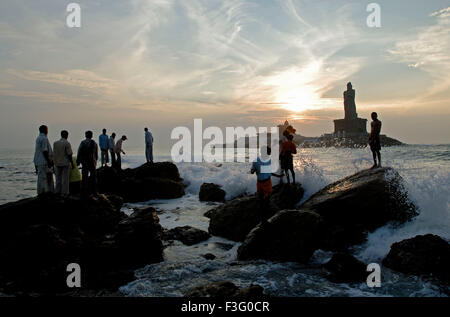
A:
0,144,449,297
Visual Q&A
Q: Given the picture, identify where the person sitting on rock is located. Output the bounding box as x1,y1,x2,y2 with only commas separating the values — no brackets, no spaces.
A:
280,134,297,184
369,112,382,169
251,146,273,224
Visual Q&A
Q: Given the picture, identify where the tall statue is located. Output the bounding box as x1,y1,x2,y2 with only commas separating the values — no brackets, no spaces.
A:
343,82,357,119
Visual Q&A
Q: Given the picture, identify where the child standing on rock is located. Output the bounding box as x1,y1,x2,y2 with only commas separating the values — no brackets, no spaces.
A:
251,146,273,224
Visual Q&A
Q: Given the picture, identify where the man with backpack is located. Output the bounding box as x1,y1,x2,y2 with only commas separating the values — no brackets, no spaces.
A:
77,130,99,197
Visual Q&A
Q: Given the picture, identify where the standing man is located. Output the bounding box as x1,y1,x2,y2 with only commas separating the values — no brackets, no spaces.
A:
144,127,154,163
99,129,109,167
33,125,54,195
53,130,73,195
369,112,382,169
280,134,297,184
77,131,99,196
109,132,116,168
114,135,127,170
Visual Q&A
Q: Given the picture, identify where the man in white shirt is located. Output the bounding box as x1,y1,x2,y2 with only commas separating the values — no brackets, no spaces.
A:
144,127,154,163
33,125,54,195
53,130,73,195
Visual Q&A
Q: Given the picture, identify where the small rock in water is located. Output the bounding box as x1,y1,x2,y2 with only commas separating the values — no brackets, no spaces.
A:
163,226,211,246
199,183,226,202
202,253,216,260
323,252,367,283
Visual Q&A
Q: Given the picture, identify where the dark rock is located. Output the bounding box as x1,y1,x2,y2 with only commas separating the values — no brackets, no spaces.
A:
0,193,164,294
323,252,367,283
237,210,323,263
163,226,211,246
199,183,226,202
97,162,185,203
383,234,450,283
123,161,182,182
185,281,265,298
202,253,216,260
206,183,304,241
300,167,418,250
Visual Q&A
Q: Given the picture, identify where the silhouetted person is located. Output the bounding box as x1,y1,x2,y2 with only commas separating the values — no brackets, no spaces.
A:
33,125,54,195
145,127,154,163
251,146,273,224
109,133,116,168
369,112,382,169
77,131,98,196
280,134,297,184
53,130,73,195
99,128,109,167
114,135,127,170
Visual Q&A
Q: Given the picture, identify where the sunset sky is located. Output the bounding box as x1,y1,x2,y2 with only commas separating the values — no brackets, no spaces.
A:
1,0,449,151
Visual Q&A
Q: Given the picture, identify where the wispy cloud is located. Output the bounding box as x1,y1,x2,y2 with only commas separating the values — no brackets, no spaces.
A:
388,7,450,99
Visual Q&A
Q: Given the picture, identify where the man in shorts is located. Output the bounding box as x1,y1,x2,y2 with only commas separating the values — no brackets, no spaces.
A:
251,146,273,224
369,112,382,169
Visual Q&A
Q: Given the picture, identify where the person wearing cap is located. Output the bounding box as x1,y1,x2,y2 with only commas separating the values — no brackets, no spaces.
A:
114,135,127,170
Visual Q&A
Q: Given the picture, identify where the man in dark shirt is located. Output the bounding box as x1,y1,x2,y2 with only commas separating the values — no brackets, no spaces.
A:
77,130,99,196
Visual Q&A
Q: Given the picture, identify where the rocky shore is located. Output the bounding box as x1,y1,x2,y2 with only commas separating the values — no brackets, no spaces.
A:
0,162,448,296
302,135,404,148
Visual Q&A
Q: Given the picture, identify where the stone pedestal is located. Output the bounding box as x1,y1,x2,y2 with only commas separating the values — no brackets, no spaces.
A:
334,118,368,137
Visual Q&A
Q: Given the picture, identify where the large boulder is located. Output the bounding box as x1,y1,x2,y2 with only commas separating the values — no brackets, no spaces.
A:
237,209,323,263
236,167,418,263
0,193,164,294
185,281,265,298
163,226,211,246
383,234,450,283
199,183,226,202
97,162,185,203
206,183,304,242
300,167,418,250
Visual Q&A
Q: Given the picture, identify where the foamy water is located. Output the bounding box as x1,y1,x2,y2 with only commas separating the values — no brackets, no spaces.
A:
0,145,449,296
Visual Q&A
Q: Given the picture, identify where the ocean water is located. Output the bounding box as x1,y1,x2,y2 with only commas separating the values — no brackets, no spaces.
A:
0,145,449,296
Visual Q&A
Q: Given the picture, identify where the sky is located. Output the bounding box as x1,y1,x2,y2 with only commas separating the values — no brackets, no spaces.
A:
0,0,449,152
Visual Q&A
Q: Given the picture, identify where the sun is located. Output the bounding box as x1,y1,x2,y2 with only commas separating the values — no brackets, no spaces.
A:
263,63,325,113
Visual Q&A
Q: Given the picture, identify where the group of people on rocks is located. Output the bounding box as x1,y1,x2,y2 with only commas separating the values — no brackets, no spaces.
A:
251,114,382,224
33,125,154,197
